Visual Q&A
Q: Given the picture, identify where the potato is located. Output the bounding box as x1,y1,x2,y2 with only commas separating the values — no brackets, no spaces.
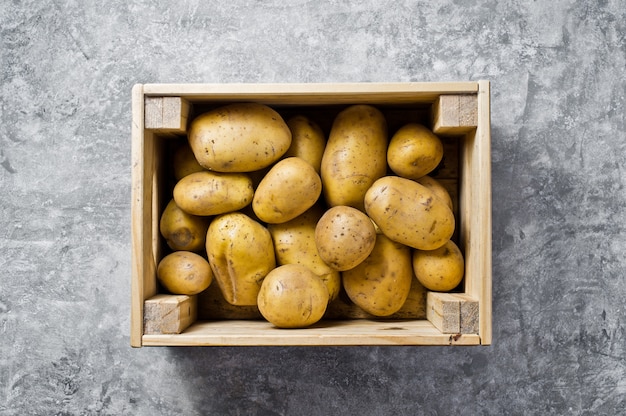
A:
416,175,453,211
257,264,329,328
173,171,253,217
252,157,322,224
173,142,205,180
268,206,341,301
387,123,443,180
314,205,376,271
364,176,454,250
206,212,276,305
412,239,464,292
342,234,413,317
159,199,210,252
188,103,292,172
320,105,388,211
284,115,326,173
157,251,213,295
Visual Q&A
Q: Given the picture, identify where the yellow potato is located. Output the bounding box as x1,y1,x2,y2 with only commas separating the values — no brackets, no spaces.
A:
252,157,322,224
173,142,205,180
320,105,388,211
342,234,413,317
416,175,453,211
412,239,465,292
268,206,341,301
173,171,253,216
206,212,276,305
257,264,329,328
387,123,443,180
157,251,213,295
314,205,377,271
188,103,292,172
159,199,210,252
364,176,454,250
284,115,326,173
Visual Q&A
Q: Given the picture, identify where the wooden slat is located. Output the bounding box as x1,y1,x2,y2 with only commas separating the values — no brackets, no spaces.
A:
426,292,479,334
142,82,479,105
142,319,481,346
144,294,197,335
432,94,478,135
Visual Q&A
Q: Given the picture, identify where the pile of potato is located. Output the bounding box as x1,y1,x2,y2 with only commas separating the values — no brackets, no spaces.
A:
157,102,464,328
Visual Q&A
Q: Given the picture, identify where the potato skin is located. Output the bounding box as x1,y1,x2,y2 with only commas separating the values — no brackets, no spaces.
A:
284,115,326,173
206,212,276,306
320,105,388,211
416,175,453,211
159,199,210,252
364,176,455,250
252,157,322,224
412,239,464,292
342,234,413,317
157,251,213,295
173,171,253,217
257,264,329,328
314,205,377,271
387,123,443,180
268,206,341,301
188,103,292,172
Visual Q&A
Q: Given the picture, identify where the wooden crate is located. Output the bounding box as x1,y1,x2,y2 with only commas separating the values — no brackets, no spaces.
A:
131,82,491,347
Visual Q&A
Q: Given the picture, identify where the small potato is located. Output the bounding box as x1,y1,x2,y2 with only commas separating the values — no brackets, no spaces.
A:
157,251,213,295
159,199,210,252
416,175,453,211
257,264,329,328
412,239,465,292
252,157,322,224
314,205,376,271
320,105,388,211
387,123,443,180
342,234,413,317
173,142,205,180
284,115,326,173
268,206,341,301
206,212,276,306
173,171,253,216
188,103,292,172
364,176,454,250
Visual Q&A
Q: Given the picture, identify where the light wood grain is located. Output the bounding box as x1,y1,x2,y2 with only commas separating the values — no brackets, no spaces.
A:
142,319,480,346
144,294,197,334
432,94,478,135
144,96,191,136
426,292,479,334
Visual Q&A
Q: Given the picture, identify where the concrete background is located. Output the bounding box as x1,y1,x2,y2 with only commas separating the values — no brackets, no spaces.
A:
1,0,625,414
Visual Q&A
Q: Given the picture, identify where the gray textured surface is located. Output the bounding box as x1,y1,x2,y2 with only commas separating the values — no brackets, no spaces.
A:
1,1,625,414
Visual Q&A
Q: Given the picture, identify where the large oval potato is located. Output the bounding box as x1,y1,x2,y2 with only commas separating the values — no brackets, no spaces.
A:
252,157,322,224
314,205,377,271
159,198,210,252
188,103,292,172
387,123,443,180
412,239,465,292
173,171,253,216
157,251,213,295
342,233,413,317
364,176,455,250
206,212,276,305
284,115,326,173
320,105,388,211
268,206,341,301
257,264,329,328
